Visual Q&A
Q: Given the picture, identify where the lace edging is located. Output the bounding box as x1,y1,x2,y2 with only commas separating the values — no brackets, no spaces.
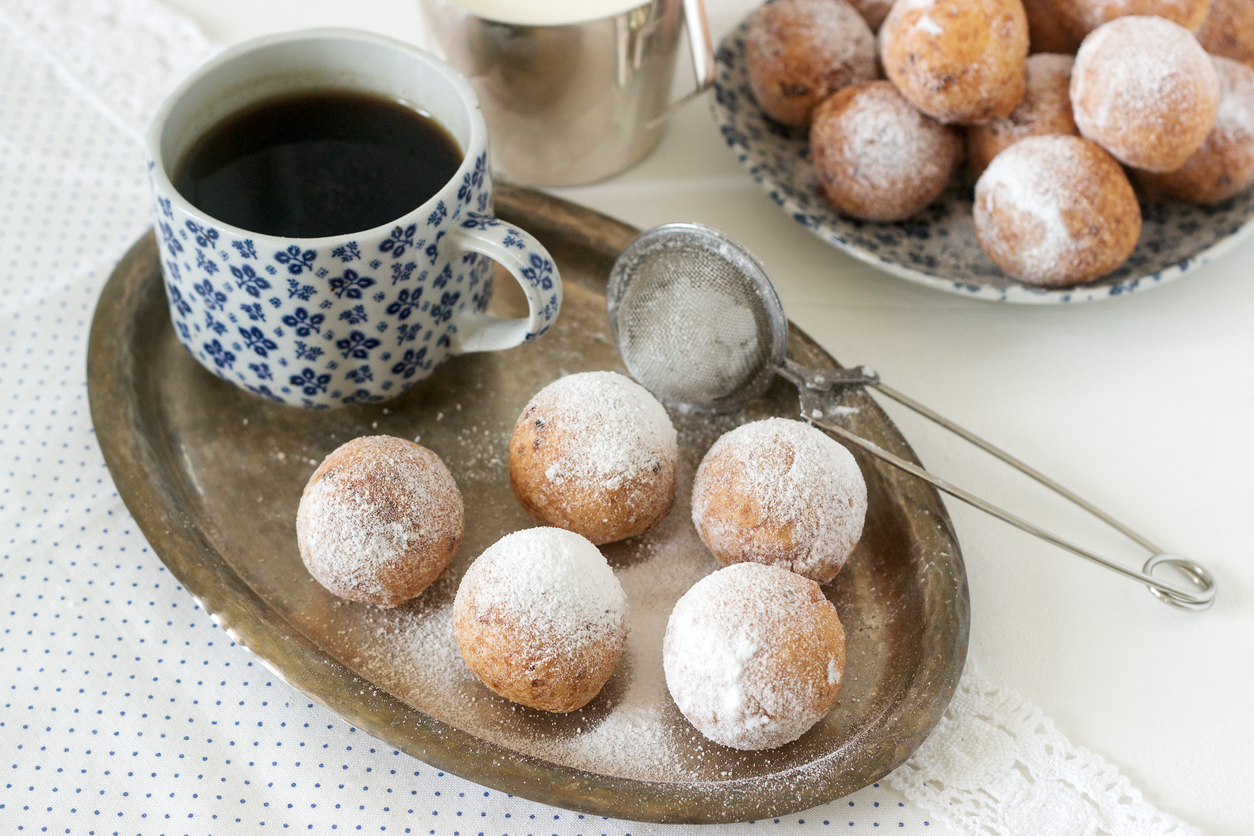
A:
0,0,220,143
887,663,1201,836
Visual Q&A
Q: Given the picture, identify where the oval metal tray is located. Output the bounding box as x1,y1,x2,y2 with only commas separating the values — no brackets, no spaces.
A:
87,185,969,824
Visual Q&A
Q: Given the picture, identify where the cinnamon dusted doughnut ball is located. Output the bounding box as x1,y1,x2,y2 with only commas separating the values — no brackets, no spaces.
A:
879,0,1030,124
1071,16,1220,171
509,371,677,545
974,135,1141,286
453,527,627,713
1137,56,1254,204
744,0,878,127
692,417,867,584
296,436,464,607
1054,0,1212,40
810,80,963,221
1196,0,1254,70
663,562,846,750
967,53,1079,178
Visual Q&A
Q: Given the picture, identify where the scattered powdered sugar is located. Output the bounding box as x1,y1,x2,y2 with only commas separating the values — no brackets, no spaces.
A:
915,13,944,35
1211,55,1254,145
457,527,627,646
527,371,677,492
692,417,868,583
662,563,843,751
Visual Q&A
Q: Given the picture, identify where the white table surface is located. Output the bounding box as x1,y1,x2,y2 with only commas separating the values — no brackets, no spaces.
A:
17,0,1254,831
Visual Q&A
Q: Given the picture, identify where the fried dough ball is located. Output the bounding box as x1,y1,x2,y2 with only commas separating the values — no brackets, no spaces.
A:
663,562,846,751
509,371,677,545
967,53,1079,178
879,0,1030,124
810,80,963,221
974,135,1141,286
1195,0,1254,70
1137,56,1254,204
1071,16,1220,171
692,417,867,584
744,0,878,127
1023,0,1083,54
453,527,627,713
296,436,464,607
1054,0,1212,40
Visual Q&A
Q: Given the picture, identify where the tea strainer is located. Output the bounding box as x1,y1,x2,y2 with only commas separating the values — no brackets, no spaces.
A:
606,223,1216,611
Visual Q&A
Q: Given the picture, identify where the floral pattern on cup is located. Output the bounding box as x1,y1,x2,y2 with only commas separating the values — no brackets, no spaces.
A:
146,30,562,407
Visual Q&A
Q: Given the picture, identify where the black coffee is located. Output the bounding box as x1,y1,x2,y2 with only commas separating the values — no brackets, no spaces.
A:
173,90,463,238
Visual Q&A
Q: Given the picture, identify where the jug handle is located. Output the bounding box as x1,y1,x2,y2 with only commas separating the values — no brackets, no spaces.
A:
647,0,715,127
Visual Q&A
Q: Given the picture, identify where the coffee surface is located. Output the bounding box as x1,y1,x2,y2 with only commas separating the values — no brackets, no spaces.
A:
173,90,462,238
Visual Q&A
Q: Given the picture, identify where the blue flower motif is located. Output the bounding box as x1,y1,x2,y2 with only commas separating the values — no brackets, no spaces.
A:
396,322,423,345
520,253,556,291
294,340,323,361
433,264,453,289
239,302,264,322
274,245,317,274
195,248,220,275
424,230,445,265
164,259,182,284
386,287,422,320
185,220,220,249
332,242,361,263
246,382,284,402
460,213,498,231
339,305,368,325
281,307,324,336
346,366,373,384
336,329,382,359
379,224,418,258
231,238,257,260
391,346,428,379
230,263,272,297
427,201,447,227
391,261,418,285
193,279,227,311
501,232,525,250
159,221,184,255
157,196,173,220
249,361,274,381
328,269,376,299
290,367,331,396
239,325,278,357
167,284,192,318
429,290,460,325
286,277,316,301
204,339,235,369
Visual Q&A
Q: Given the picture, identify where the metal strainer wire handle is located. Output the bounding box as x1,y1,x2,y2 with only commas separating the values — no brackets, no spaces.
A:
606,223,1216,612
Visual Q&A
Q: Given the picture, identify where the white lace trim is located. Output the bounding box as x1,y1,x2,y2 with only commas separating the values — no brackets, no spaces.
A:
0,0,219,143
888,663,1202,836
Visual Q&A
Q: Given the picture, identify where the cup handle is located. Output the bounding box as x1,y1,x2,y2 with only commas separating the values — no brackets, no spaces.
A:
647,0,716,128
447,212,562,354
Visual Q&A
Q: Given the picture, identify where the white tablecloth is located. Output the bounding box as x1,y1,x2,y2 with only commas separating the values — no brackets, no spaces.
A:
1,0,1250,834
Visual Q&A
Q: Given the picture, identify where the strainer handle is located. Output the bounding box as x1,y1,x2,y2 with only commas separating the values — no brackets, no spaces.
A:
780,361,1216,611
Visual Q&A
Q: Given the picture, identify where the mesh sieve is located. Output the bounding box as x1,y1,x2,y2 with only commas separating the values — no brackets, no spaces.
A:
606,223,788,413
604,222,1215,610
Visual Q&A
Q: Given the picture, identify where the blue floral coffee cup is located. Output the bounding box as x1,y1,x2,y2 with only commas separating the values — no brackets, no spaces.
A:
146,29,561,408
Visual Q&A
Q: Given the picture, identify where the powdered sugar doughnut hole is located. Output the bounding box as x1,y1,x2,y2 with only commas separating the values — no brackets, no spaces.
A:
509,370,678,545
663,562,846,751
296,435,465,607
692,417,868,584
453,526,629,713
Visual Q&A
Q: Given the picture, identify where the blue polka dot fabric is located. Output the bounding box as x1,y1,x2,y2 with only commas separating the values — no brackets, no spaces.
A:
0,3,940,833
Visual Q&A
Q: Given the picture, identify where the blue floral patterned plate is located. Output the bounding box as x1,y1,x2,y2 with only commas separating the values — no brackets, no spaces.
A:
710,18,1254,304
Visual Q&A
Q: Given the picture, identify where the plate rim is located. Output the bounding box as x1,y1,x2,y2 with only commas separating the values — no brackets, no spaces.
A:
86,185,970,823
710,19,1254,305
